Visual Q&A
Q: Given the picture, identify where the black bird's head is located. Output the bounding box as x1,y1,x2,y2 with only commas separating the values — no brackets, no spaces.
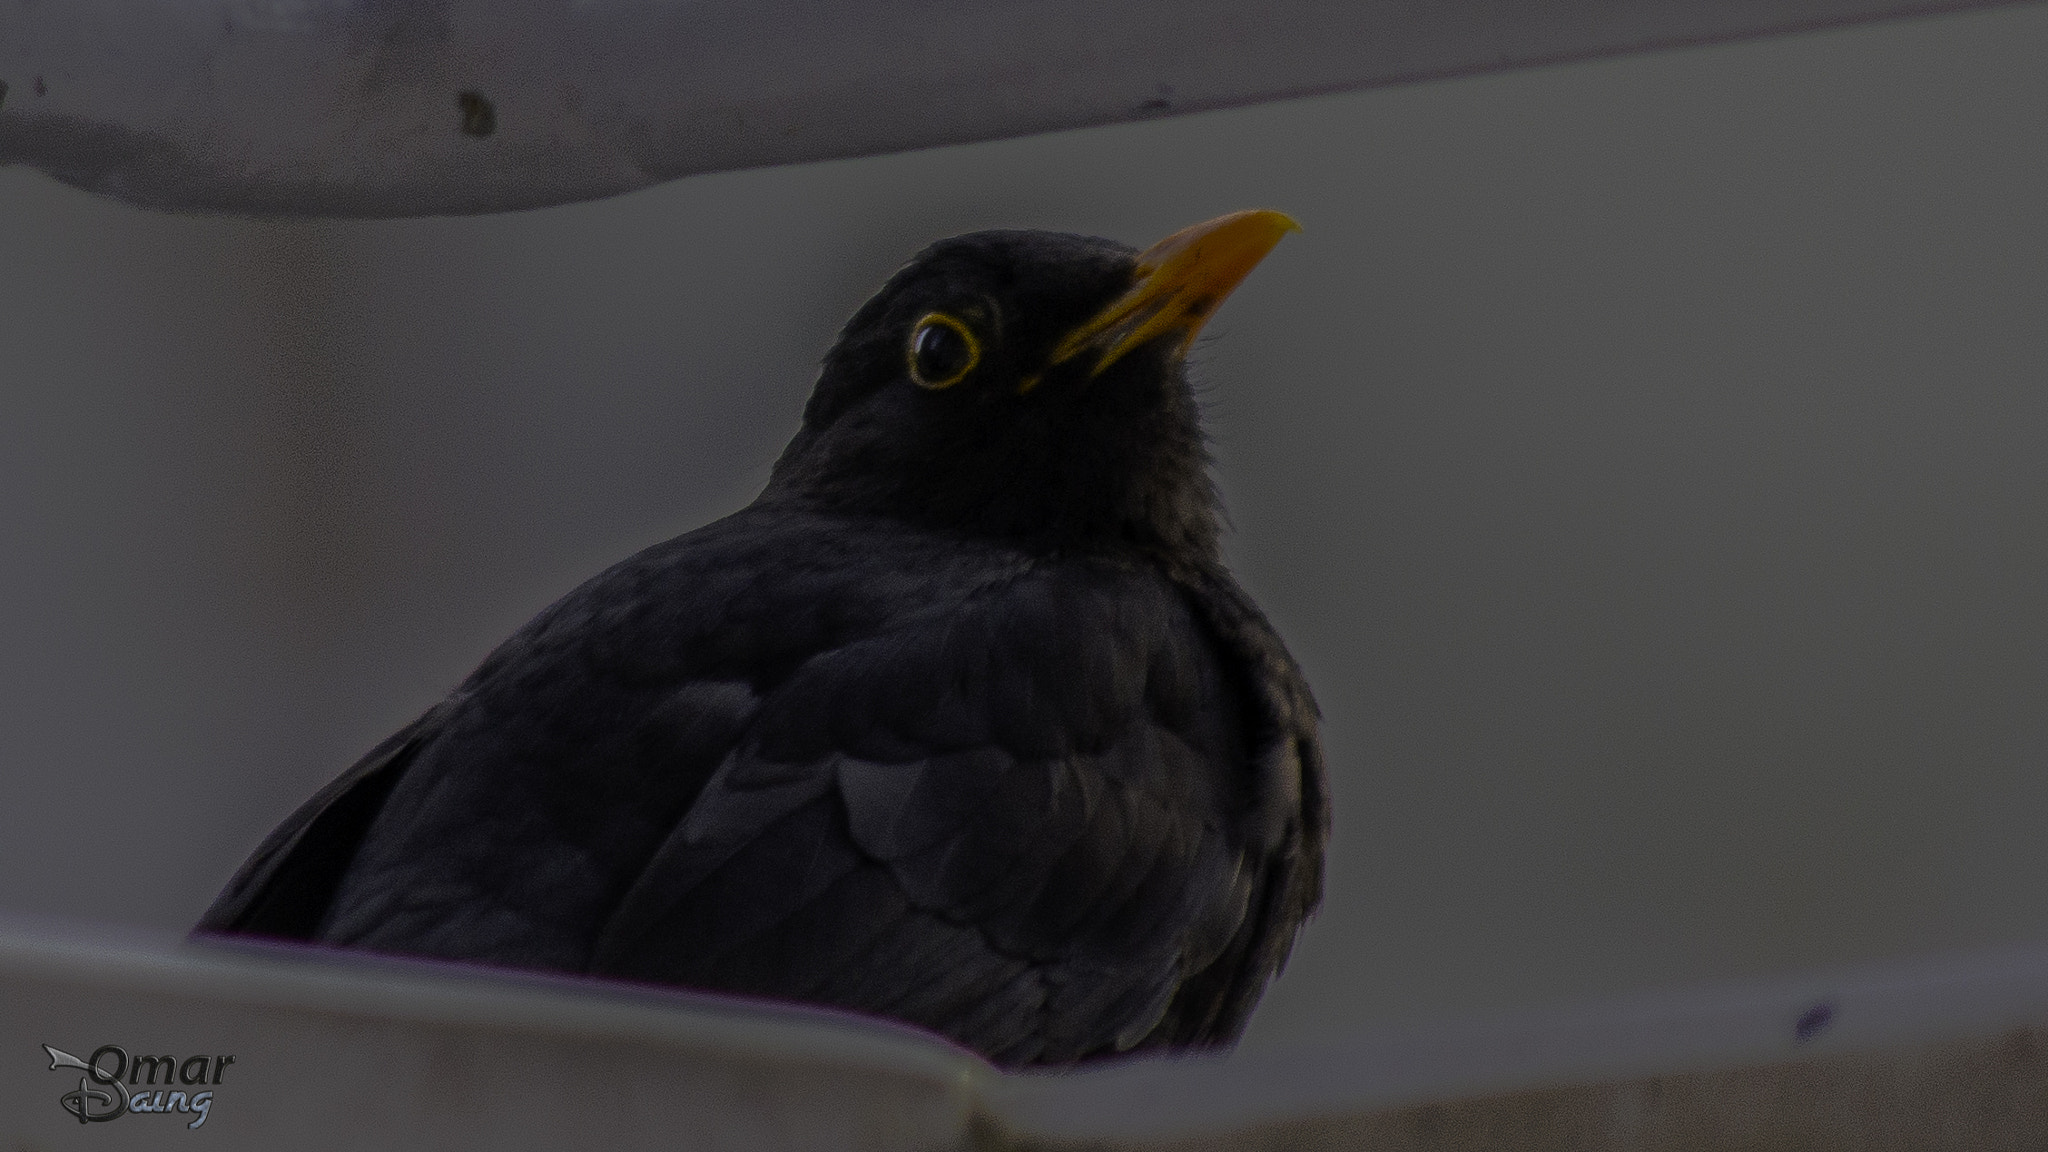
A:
763,210,1298,560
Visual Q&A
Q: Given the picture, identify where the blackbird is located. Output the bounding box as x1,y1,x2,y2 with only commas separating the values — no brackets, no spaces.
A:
198,210,1329,1069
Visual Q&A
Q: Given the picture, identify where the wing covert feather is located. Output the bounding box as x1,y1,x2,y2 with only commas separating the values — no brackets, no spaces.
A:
592,556,1269,1062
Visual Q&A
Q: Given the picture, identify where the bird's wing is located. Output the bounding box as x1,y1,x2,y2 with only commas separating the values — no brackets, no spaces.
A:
304,509,929,970
194,707,443,939
590,558,1262,1066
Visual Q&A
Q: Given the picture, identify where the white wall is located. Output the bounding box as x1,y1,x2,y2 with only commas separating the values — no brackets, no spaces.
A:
3,2,2046,1056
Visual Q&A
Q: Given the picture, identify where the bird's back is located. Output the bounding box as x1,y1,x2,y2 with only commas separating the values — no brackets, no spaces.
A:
203,503,1323,1066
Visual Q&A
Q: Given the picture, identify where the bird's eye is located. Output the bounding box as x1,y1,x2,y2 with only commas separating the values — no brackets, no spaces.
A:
906,312,980,390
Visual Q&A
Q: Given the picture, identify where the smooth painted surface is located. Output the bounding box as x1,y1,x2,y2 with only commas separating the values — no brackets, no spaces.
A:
0,918,980,1148
0,0,2029,215
9,918,2048,1147
2,2,2047,1067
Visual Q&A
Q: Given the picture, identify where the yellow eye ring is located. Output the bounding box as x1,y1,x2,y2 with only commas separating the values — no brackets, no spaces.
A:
906,312,981,390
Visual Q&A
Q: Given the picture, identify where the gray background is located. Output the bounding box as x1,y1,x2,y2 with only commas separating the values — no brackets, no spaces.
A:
3,3,2046,1056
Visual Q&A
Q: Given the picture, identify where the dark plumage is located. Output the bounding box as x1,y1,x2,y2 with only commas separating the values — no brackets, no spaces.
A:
198,213,1328,1068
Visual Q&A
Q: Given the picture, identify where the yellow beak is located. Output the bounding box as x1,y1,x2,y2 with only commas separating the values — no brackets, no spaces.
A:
1050,209,1300,378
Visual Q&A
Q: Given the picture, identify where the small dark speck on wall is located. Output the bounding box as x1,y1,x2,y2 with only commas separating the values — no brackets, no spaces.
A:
458,91,496,137
33,75,45,97
0,80,8,111
1795,1001,1835,1042
1138,83,1176,115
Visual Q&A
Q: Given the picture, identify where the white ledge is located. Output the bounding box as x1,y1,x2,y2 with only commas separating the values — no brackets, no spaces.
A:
8,914,2048,1148
0,0,2028,217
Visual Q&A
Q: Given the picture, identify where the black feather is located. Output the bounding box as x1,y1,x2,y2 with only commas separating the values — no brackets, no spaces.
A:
198,225,1328,1068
